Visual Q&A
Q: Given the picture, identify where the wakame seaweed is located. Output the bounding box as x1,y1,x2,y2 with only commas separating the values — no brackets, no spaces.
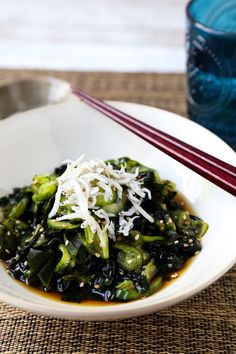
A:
0,157,208,302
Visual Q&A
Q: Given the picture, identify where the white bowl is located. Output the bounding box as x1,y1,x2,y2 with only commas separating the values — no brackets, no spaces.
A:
0,101,235,321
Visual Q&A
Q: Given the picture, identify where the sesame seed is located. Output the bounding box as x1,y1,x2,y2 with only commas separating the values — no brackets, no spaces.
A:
127,259,133,264
7,231,10,236
189,239,193,243
170,272,178,279
5,249,10,254
94,284,100,289
95,253,100,258
135,234,140,240
174,240,179,244
24,261,28,266
65,240,69,246
159,220,164,224
15,220,20,224
39,227,44,232
183,243,188,247
80,282,85,287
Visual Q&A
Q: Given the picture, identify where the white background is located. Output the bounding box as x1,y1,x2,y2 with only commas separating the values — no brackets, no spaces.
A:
0,0,189,72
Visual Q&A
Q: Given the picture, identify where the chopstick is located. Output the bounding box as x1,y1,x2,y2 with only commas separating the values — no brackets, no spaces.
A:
73,88,236,197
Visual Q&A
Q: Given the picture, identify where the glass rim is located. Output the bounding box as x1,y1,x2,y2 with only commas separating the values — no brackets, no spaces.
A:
186,0,236,39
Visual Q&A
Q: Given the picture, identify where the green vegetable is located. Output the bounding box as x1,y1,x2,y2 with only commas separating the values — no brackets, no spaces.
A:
129,230,164,246
55,244,72,273
199,222,208,237
113,280,140,301
128,230,144,246
32,233,49,248
33,181,57,203
80,226,109,259
55,235,83,273
107,157,161,182
114,243,143,271
9,197,29,219
18,224,42,251
143,259,157,283
96,188,117,207
0,156,208,303
147,276,163,295
32,175,51,192
47,219,81,230
143,235,165,242
116,279,135,290
172,210,208,238
103,191,128,215
113,289,140,301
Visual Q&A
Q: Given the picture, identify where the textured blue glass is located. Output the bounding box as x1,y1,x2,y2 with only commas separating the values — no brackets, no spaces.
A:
186,0,236,149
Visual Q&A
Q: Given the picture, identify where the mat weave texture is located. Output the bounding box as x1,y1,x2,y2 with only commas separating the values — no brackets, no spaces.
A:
0,70,235,354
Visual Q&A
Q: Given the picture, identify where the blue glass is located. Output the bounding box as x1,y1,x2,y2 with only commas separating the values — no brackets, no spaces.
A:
186,0,236,149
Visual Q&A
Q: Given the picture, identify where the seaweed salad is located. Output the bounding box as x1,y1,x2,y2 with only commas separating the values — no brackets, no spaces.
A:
0,157,208,303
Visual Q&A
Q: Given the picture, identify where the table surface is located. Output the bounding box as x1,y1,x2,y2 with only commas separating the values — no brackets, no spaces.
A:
0,0,188,72
0,69,235,354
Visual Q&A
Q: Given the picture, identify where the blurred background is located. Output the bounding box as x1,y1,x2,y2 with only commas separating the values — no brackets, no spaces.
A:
0,0,189,72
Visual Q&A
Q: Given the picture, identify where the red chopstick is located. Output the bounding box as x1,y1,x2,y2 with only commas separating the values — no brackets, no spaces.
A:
73,88,236,197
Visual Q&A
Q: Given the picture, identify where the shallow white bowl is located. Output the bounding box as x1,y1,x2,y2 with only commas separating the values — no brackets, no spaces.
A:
0,101,235,321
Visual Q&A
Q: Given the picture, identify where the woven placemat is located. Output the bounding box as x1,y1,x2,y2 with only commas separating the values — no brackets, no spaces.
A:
0,70,235,354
